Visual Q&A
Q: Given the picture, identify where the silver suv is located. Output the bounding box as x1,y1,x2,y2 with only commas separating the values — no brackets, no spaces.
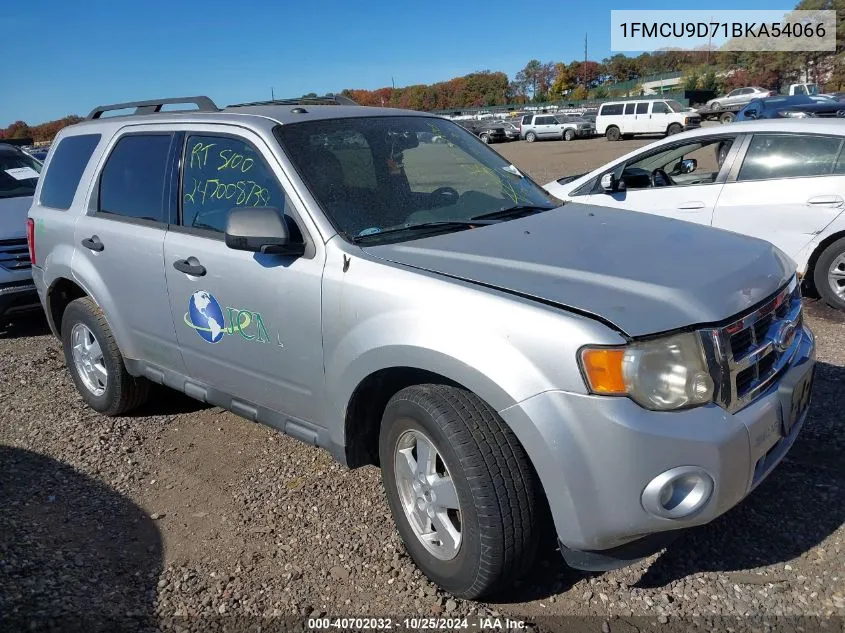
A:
520,113,594,142
28,95,815,598
1,142,42,323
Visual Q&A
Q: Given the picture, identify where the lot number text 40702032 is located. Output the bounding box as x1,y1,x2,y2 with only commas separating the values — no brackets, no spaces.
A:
307,616,527,630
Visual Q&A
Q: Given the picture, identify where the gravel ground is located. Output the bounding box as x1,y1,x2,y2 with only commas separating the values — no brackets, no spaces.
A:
1,136,844,632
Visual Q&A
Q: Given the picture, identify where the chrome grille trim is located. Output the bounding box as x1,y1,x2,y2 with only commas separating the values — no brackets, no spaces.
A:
0,238,31,271
700,276,802,414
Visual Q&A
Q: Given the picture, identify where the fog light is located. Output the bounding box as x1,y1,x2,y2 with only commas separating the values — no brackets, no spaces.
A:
642,466,713,519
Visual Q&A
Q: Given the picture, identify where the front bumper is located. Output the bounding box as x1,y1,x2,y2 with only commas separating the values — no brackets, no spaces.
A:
498,325,815,567
575,127,594,137
684,119,702,130
0,280,41,319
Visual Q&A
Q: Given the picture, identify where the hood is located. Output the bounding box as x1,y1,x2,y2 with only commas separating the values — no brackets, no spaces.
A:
0,196,34,240
361,204,793,337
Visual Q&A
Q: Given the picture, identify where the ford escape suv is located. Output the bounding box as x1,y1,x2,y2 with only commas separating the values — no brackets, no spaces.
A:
1,142,42,324
28,95,815,599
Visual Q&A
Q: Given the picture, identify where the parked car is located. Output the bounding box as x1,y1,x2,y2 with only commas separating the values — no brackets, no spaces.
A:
459,120,507,144
544,119,845,310
0,143,43,324
520,113,593,142
29,96,815,599
499,120,521,141
596,99,700,141
705,87,773,111
736,95,845,120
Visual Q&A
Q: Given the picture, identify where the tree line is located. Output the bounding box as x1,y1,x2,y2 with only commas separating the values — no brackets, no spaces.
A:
3,0,841,142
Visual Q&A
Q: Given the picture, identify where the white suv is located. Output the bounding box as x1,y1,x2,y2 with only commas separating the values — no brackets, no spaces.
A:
596,99,700,141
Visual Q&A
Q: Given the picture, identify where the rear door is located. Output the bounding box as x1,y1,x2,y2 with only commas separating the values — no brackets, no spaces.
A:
713,132,845,269
73,130,186,373
632,102,650,134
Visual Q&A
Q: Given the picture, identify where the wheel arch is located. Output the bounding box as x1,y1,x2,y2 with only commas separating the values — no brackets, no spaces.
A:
803,229,845,296
45,277,88,338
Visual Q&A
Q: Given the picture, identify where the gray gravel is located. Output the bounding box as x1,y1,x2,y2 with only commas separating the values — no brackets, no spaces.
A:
2,138,844,631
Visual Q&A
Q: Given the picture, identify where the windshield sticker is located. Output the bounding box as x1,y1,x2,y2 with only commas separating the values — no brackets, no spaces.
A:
358,227,382,237
5,167,39,181
502,164,524,178
184,290,283,348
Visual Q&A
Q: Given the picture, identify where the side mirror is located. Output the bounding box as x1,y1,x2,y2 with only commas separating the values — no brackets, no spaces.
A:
744,109,757,119
680,158,697,174
225,207,305,256
600,173,625,193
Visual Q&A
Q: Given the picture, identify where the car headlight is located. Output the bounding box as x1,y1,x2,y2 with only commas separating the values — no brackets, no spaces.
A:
579,332,714,411
780,110,814,118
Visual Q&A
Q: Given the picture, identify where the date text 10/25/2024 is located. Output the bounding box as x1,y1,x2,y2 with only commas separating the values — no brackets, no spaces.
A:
308,616,527,630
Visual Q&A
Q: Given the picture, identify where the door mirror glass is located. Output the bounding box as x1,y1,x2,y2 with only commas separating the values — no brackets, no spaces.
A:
225,207,304,256
679,158,697,174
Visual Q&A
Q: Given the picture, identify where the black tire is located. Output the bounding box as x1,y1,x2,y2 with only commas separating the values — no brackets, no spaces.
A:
667,123,682,136
710,101,722,111
480,133,491,144
379,384,540,599
563,128,575,141
525,131,537,143
719,111,736,124
812,237,845,311
61,296,150,416
605,126,620,141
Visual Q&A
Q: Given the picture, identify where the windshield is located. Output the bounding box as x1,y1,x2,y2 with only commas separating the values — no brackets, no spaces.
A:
275,116,557,243
0,150,42,199
666,100,686,113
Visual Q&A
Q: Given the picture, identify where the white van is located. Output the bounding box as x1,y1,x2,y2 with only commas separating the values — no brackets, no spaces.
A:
596,99,700,141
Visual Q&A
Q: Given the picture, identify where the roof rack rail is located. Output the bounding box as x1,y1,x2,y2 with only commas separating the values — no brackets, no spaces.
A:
86,96,219,120
226,93,358,108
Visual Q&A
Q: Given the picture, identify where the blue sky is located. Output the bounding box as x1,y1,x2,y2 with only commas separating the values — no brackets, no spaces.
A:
3,0,778,126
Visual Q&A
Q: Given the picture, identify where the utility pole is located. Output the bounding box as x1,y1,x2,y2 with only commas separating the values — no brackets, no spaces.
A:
706,15,712,65
392,76,395,89
583,33,588,88
271,86,275,100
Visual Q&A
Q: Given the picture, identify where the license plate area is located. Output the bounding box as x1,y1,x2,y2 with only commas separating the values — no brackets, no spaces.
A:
778,360,815,437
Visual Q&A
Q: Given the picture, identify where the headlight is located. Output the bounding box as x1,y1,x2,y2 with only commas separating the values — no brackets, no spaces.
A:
780,110,814,118
579,332,714,411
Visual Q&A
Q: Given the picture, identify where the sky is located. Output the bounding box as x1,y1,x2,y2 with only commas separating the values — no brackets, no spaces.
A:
2,0,780,126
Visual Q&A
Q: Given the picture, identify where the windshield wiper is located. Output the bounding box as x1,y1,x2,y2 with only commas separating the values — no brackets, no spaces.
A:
352,220,496,243
470,205,556,222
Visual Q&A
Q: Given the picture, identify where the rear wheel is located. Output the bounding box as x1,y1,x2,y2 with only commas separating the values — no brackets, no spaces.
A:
719,111,736,124
563,129,575,141
605,126,621,141
379,384,540,599
525,131,537,143
667,123,682,136
813,237,845,311
61,297,150,416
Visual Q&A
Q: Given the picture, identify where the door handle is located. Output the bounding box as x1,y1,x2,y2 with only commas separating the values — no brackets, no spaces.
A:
806,195,844,207
173,257,206,277
677,201,705,210
81,235,104,252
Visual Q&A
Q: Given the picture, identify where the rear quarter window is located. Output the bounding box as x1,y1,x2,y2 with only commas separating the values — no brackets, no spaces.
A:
600,104,623,116
39,134,101,209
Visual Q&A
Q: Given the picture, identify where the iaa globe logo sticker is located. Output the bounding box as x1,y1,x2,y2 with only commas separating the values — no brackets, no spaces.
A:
186,291,226,344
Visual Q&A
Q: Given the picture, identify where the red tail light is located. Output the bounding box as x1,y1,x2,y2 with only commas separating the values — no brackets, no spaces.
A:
26,218,36,266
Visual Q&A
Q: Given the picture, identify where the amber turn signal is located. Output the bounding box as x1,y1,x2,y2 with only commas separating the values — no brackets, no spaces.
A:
580,347,627,394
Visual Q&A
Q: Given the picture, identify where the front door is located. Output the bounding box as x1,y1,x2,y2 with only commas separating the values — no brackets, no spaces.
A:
581,134,742,226
632,102,651,134
713,132,845,268
163,129,326,423
73,131,186,373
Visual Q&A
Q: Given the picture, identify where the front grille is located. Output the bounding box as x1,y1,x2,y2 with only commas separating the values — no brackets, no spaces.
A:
0,238,31,271
702,277,804,413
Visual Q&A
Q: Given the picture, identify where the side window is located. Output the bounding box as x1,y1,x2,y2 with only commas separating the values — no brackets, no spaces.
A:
181,135,285,232
624,103,635,115
98,134,172,223
39,134,101,210
623,137,737,190
651,102,670,114
738,134,844,181
727,90,740,97
600,104,623,116
635,102,649,114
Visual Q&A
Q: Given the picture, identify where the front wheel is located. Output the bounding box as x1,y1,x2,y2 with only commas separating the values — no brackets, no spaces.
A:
379,385,540,599
719,111,736,124
667,123,682,136
605,126,621,141
480,133,491,144
813,237,845,311
525,131,537,143
563,129,575,141
61,297,150,416
710,101,722,111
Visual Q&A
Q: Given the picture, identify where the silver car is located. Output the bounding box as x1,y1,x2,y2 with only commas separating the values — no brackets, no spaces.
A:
28,96,815,598
705,86,772,110
520,113,593,142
